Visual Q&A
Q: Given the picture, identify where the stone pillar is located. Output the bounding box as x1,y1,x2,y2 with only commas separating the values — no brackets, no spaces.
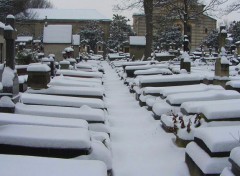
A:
214,47,229,87
218,29,227,52
73,45,79,58
27,64,51,89
0,96,15,113
5,15,16,70
180,52,191,73
2,15,19,103
183,35,190,52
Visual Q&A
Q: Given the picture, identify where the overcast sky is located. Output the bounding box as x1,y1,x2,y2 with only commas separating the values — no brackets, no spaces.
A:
50,0,240,25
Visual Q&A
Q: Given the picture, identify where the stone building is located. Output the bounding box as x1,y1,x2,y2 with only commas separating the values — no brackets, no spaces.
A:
43,24,73,61
129,36,146,59
132,2,216,51
15,8,111,49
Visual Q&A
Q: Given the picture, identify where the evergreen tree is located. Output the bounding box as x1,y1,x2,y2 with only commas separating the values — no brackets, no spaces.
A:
203,29,219,51
80,21,104,52
155,25,182,50
230,21,240,43
107,14,134,50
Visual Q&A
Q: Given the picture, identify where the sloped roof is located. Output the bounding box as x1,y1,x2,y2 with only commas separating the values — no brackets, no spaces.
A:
28,8,111,21
129,36,146,46
43,25,72,44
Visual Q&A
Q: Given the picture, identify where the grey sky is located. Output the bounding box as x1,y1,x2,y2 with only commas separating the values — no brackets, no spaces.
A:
50,0,240,25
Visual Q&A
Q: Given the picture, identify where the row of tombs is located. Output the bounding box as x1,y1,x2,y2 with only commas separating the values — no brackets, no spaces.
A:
0,55,112,176
110,55,240,176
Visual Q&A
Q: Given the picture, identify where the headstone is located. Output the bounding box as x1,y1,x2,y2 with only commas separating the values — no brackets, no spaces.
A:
2,15,19,103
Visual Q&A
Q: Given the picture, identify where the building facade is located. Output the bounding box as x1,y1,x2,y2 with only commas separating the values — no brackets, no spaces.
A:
15,9,111,50
132,2,217,51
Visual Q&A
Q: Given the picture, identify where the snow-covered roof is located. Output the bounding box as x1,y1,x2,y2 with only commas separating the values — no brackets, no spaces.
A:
129,36,146,46
28,8,111,21
72,34,80,45
16,36,33,42
43,25,72,44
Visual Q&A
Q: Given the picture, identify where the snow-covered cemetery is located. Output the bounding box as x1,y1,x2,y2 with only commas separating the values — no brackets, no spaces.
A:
1,0,240,176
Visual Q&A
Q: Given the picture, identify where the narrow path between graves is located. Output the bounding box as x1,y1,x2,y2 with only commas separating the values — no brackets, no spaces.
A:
102,61,190,176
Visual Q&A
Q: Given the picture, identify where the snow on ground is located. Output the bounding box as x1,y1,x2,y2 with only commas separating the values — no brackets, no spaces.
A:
102,61,189,176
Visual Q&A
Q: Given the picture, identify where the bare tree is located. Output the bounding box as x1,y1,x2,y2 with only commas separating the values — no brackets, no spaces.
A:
114,0,154,59
27,0,53,8
156,0,226,48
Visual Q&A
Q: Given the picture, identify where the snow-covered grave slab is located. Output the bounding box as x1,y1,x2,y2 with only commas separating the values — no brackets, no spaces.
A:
0,154,107,176
199,102,240,122
181,99,240,115
20,93,106,109
185,142,230,175
185,126,240,175
229,147,240,176
107,53,126,61
75,62,100,72
0,124,91,157
159,84,223,98
26,86,105,99
56,69,103,78
226,80,240,93
0,112,88,129
166,90,240,106
54,75,103,84
138,74,204,88
15,103,106,123
121,61,158,70
125,64,168,77
194,126,240,157
220,167,235,176
152,101,175,120
134,68,172,76
49,77,103,88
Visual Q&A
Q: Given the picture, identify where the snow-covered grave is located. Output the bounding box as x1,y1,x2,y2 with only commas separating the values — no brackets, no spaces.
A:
26,85,105,99
185,126,240,175
181,99,240,115
139,84,223,107
48,76,104,88
227,147,240,176
0,112,88,129
137,74,204,88
121,61,159,70
20,93,106,109
125,63,168,77
159,84,223,98
0,154,108,176
15,103,107,124
226,80,240,92
134,68,173,77
76,62,104,73
56,69,103,78
166,89,240,106
54,75,103,84
107,53,126,61
0,124,91,152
